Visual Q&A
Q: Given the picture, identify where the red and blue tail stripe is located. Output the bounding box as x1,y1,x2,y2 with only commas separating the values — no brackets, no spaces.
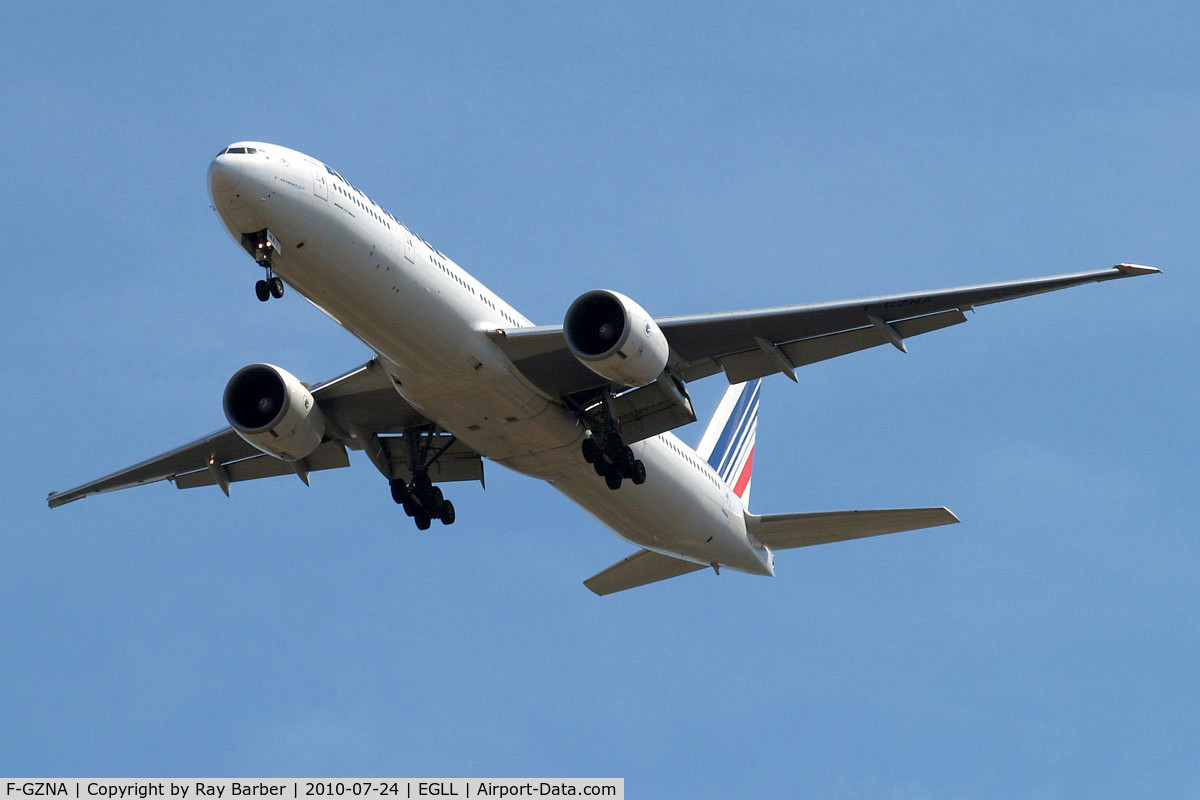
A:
695,379,760,507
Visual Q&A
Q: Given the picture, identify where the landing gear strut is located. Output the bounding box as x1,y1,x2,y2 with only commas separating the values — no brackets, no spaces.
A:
577,401,646,491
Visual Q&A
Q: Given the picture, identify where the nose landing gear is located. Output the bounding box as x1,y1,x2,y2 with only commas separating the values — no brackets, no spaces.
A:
255,275,285,302
243,229,284,302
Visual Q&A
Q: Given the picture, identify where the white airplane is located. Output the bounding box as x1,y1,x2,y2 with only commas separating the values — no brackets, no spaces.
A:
48,142,1161,594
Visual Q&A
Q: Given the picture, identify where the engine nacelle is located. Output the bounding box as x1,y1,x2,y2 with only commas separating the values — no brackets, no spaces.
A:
222,363,326,461
563,290,669,387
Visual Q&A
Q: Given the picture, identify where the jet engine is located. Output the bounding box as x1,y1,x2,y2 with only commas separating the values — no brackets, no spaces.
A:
222,363,326,461
563,290,669,387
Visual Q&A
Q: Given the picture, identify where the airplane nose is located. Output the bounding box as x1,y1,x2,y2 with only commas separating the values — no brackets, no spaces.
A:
208,156,241,193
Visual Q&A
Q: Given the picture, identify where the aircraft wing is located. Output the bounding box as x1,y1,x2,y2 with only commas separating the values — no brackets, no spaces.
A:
46,358,471,508
489,264,1161,398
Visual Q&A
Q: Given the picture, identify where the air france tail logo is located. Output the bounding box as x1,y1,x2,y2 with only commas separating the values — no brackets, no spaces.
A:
699,379,759,505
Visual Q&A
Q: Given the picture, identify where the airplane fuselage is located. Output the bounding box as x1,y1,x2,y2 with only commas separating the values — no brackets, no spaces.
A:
208,142,774,578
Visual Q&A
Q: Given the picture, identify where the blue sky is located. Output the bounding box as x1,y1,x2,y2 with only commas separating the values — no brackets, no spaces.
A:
2,2,1196,795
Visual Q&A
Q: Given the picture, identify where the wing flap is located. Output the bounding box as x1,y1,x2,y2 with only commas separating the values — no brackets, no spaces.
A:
378,436,484,484
584,549,708,596
716,307,969,383
748,507,960,551
605,377,697,445
173,441,351,489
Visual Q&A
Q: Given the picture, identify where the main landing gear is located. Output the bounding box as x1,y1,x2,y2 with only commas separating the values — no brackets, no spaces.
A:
581,428,646,491
379,426,462,531
390,473,455,530
569,390,647,491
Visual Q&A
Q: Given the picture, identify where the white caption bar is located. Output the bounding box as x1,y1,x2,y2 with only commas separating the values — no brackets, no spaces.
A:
1,782,622,800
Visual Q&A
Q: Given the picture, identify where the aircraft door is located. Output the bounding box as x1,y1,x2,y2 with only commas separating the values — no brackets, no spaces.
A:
312,172,328,201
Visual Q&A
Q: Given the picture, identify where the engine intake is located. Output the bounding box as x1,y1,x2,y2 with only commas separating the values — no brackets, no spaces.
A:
223,363,326,461
564,290,669,387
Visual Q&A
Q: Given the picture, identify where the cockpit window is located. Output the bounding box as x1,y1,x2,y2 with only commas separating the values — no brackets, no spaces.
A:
219,146,258,155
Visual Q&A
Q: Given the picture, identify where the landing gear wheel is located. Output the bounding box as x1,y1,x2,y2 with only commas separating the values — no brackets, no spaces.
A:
402,496,419,517
621,446,635,469
414,513,432,531
428,486,444,514
631,460,646,485
269,276,285,298
390,479,409,505
255,280,270,302
593,460,608,477
581,437,600,464
439,501,456,525
605,470,623,491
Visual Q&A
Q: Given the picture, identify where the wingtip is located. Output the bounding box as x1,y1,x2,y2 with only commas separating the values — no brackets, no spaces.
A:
1115,263,1162,276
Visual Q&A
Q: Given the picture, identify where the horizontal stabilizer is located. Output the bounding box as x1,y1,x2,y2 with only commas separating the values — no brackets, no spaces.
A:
584,549,707,596
747,507,959,551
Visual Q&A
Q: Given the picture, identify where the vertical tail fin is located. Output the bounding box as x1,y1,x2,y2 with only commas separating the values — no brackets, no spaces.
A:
695,379,760,507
